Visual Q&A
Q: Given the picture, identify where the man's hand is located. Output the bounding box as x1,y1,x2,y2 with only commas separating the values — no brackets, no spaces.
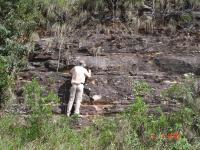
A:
88,69,91,78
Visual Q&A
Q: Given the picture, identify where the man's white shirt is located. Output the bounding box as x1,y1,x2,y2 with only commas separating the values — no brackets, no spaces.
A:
70,66,91,84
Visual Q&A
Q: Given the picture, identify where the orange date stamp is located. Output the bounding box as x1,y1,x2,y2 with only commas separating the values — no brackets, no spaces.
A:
150,132,181,141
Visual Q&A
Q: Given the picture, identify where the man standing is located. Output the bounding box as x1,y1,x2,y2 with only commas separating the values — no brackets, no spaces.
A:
67,60,91,117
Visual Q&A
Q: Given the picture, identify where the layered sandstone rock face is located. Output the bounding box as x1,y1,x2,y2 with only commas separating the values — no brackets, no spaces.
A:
15,23,200,116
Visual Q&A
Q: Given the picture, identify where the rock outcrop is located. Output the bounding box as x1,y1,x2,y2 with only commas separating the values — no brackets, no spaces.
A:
15,23,200,116
155,56,200,75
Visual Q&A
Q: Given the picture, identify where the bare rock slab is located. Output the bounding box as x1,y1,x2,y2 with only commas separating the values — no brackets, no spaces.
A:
154,56,200,75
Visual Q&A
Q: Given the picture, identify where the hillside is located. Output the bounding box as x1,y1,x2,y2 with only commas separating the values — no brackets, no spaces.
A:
1,0,200,149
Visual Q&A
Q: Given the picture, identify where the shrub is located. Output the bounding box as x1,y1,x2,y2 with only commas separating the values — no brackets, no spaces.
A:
173,137,192,150
0,25,11,45
0,57,9,107
133,80,152,97
24,79,59,116
1,39,28,74
162,74,200,112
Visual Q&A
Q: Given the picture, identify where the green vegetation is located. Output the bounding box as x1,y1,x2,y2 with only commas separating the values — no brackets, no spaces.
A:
133,80,152,96
0,57,9,107
1,0,200,149
163,74,200,113
0,79,200,149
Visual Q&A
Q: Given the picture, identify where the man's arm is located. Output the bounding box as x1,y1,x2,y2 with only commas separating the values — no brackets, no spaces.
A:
84,69,91,78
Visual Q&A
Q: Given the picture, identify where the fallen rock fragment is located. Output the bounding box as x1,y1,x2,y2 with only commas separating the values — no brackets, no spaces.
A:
91,95,102,101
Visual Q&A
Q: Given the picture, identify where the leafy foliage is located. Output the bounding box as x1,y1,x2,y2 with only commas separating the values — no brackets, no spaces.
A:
0,0,200,149
24,79,59,116
133,80,152,96
162,74,200,112
1,80,199,149
0,57,9,107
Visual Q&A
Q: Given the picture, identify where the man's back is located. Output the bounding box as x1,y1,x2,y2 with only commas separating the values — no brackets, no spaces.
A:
70,66,91,84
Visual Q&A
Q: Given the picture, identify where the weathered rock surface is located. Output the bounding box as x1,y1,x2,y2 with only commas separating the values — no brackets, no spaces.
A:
14,22,200,117
44,60,66,71
155,56,200,75
193,11,200,20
